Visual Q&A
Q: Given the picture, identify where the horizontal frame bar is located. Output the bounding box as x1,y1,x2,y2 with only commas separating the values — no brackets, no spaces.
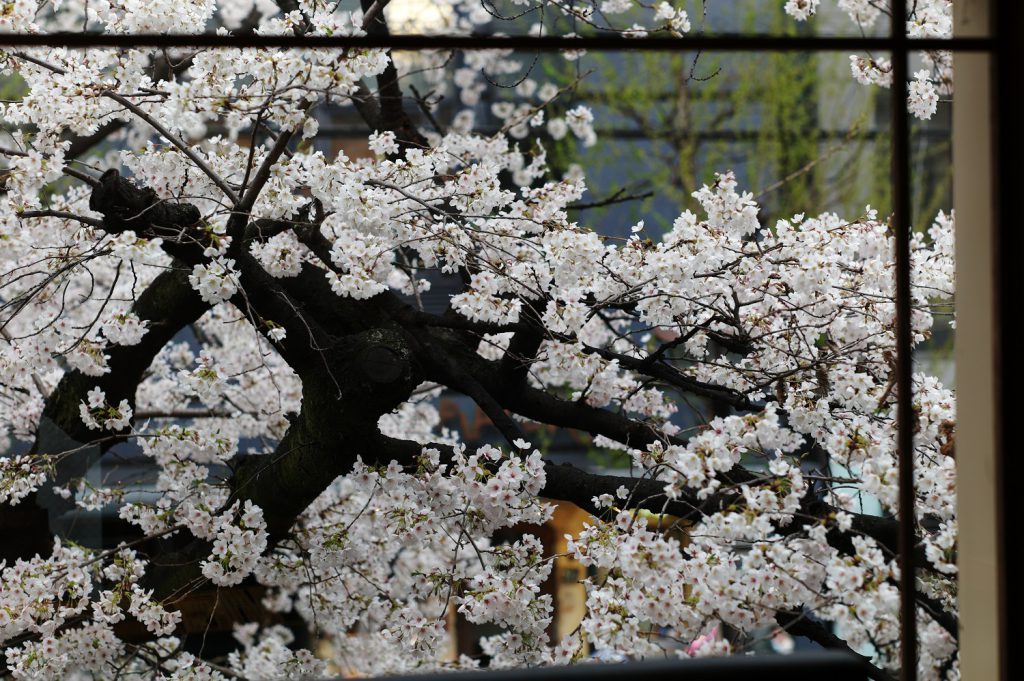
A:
0,32,994,51
367,653,872,681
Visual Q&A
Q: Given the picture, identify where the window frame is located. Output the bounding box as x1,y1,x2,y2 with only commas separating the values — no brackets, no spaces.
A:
0,4,1007,679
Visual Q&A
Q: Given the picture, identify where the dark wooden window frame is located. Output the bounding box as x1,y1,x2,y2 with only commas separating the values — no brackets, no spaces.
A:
1,3,1010,678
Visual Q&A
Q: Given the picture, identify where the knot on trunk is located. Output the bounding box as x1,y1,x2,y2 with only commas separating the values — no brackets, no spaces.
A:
89,169,201,234
300,327,422,424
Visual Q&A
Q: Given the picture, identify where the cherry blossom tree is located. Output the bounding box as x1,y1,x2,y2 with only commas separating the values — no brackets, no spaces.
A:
1,1,957,679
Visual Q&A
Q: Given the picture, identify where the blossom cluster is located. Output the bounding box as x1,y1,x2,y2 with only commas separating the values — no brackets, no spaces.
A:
0,544,185,678
784,0,952,119
0,0,960,678
200,500,270,586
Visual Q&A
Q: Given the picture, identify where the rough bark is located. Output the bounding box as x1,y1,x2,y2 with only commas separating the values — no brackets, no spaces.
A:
145,327,422,606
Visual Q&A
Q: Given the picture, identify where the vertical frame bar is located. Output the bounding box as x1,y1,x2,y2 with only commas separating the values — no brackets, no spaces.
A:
993,4,1015,679
889,1,917,679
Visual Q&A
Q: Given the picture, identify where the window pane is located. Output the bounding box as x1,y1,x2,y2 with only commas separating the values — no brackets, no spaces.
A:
0,2,965,678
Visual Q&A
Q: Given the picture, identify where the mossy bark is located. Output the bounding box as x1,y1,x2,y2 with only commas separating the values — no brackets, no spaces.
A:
229,327,422,542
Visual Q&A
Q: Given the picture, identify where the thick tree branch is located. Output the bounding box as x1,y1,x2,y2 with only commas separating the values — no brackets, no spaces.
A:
410,332,529,449
358,0,428,150
576,342,753,409
915,591,958,642
16,209,105,229
146,327,423,605
64,120,128,161
1,266,210,563
11,52,240,206
88,169,205,262
229,327,421,541
775,610,894,681
236,126,297,215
